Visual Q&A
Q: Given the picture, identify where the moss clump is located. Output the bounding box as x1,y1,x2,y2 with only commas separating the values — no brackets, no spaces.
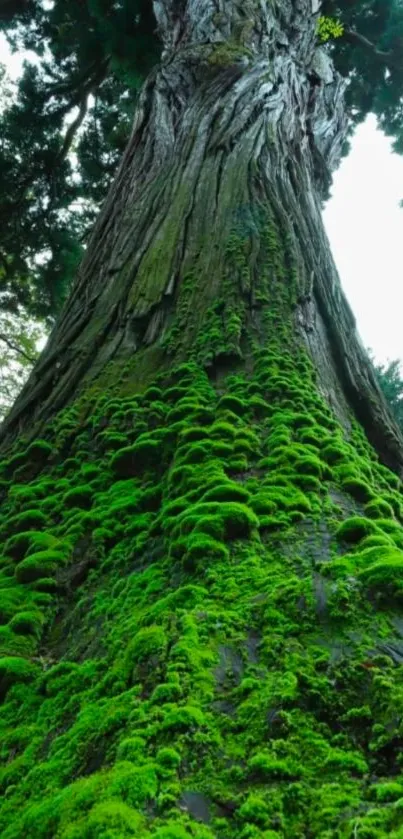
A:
324,748,368,775
156,747,181,769
248,751,299,780
365,498,395,519
2,509,48,538
341,476,374,503
126,625,166,665
111,435,164,477
176,502,258,540
217,394,248,416
184,534,229,566
369,782,403,802
360,534,394,549
238,794,269,827
375,518,403,547
321,442,349,464
179,426,210,443
63,485,93,509
249,496,277,516
6,354,403,836
0,656,38,698
4,531,60,561
336,517,378,544
161,704,205,732
201,483,250,503
359,549,403,600
98,431,129,451
294,454,324,477
9,611,44,638
15,549,66,583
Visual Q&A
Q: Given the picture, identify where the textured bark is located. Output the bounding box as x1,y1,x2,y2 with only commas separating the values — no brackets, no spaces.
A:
1,0,402,471
5,6,403,837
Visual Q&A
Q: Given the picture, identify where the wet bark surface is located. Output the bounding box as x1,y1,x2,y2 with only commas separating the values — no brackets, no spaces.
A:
1,0,402,472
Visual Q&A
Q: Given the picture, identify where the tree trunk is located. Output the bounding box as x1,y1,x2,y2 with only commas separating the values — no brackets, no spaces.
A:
1,0,401,469
2,2,403,837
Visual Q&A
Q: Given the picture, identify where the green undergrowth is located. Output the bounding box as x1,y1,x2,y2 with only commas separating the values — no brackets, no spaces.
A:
1,337,403,838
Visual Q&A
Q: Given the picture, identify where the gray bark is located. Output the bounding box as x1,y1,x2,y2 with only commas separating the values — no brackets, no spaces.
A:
1,0,402,471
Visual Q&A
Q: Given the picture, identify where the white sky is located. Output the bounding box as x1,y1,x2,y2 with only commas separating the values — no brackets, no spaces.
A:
2,34,403,367
323,114,403,367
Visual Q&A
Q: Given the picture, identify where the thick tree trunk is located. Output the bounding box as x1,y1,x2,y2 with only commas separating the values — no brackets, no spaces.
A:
2,3,403,838
0,0,402,470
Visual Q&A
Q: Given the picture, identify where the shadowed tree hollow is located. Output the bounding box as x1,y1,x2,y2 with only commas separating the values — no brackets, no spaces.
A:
3,2,403,837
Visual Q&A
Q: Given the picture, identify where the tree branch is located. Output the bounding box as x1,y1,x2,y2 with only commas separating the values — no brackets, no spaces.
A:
56,95,89,164
54,57,111,166
343,27,392,61
0,332,37,363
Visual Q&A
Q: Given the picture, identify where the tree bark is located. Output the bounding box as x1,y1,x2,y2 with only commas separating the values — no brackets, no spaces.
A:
1,0,402,471
3,3,403,838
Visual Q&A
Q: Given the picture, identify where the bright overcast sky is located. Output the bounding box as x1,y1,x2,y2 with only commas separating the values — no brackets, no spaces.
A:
323,114,403,367
2,34,403,367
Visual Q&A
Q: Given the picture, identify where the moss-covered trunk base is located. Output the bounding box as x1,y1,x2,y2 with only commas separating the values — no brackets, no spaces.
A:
2,333,403,838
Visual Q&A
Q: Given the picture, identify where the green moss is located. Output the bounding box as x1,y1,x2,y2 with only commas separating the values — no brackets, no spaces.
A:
5,355,403,836
62,799,144,838
116,736,146,762
80,464,101,480
4,531,60,561
161,704,205,732
15,549,66,583
359,549,403,600
336,517,378,544
98,431,130,450
360,534,394,549
365,498,395,519
111,435,164,477
150,825,211,839
249,496,277,516
369,782,403,802
2,509,48,537
227,455,249,472
238,794,269,827
341,477,374,503
201,483,250,503
63,485,93,509
217,395,248,416
321,442,349,464
184,534,229,566
292,473,321,492
179,426,210,443
150,682,182,705
248,751,299,780
156,747,181,768
323,748,368,775
375,518,403,547
126,625,166,665
9,611,44,638
0,656,38,698
177,501,258,540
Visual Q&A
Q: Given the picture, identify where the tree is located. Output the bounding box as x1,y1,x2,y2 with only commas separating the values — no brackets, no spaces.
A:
370,352,403,432
2,2,403,837
0,305,43,422
0,0,160,320
1,0,403,320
